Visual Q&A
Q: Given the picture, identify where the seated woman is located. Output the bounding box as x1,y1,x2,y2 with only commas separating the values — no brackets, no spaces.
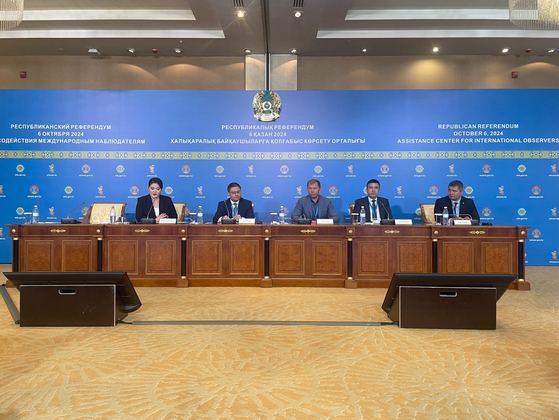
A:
135,177,177,222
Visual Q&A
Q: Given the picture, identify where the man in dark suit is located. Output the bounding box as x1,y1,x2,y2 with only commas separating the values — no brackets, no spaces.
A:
353,179,393,223
212,182,255,224
291,179,340,224
434,180,479,222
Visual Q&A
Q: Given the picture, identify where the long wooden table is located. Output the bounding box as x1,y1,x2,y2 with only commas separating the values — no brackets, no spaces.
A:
7,223,530,290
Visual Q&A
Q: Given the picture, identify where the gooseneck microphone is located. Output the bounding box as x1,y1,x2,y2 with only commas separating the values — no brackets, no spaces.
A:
380,200,390,220
221,199,237,224
141,197,157,224
61,202,84,224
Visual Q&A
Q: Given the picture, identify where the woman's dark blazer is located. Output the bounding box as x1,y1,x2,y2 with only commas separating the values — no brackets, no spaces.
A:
135,194,177,222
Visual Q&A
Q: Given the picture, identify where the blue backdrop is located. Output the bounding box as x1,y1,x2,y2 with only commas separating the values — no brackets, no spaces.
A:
1,89,557,265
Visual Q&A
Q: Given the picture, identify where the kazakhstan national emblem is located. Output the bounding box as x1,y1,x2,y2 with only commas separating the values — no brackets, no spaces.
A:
552,251,557,261
552,208,557,217
253,90,282,122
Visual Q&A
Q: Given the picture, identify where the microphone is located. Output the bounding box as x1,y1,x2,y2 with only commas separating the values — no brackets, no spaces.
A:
380,200,390,220
221,199,237,224
61,202,84,224
141,198,156,224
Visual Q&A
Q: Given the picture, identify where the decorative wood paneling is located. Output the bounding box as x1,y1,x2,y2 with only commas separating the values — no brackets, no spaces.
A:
24,240,54,272
481,242,513,274
61,240,93,272
191,240,222,275
441,242,475,273
230,240,260,275
146,241,176,275
312,241,343,276
357,242,388,277
396,241,428,273
275,241,305,275
8,224,528,289
106,240,138,274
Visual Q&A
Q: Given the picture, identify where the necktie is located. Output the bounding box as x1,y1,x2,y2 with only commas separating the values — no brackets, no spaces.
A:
371,199,377,219
453,202,458,217
233,202,238,216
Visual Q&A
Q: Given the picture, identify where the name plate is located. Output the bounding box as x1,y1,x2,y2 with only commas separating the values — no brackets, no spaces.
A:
395,219,413,225
159,218,176,224
238,218,256,225
317,219,334,225
454,219,472,225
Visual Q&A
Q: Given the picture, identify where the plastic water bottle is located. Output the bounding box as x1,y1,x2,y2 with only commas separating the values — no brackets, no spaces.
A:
110,206,116,224
442,206,449,226
279,206,285,224
197,206,203,224
359,206,366,225
32,205,39,224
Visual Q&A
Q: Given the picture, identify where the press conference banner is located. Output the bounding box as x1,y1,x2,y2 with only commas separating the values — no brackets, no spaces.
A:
0,89,557,265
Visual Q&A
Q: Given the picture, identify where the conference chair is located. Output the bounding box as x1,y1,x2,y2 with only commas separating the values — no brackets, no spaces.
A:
81,203,127,224
173,203,186,222
420,203,436,225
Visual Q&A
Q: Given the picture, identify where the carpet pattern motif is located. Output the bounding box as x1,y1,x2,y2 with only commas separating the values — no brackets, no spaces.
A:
1,267,558,419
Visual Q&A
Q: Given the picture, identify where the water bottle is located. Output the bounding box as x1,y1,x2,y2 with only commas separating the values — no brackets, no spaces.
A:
32,205,39,224
359,206,366,225
110,206,116,224
197,206,203,224
442,206,449,226
279,206,285,224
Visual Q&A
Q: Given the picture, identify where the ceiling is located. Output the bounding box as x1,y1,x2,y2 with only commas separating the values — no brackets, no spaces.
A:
1,0,559,58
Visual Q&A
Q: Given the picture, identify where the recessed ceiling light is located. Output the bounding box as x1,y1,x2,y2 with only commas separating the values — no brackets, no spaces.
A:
548,48,557,53
293,10,303,18
174,48,182,54
127,48,135,54
290,48,298,54
362,48,367,53
244,48,252,54
432,47,439,53
235,9,246,18
502,48,510,53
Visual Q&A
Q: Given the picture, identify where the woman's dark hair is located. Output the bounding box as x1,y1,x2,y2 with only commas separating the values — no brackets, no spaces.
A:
148,177,163,189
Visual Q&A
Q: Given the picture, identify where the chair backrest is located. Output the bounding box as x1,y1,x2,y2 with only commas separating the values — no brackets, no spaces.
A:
349,203,355,214
82,203,126,224
420,203,435,225
174,203,186,222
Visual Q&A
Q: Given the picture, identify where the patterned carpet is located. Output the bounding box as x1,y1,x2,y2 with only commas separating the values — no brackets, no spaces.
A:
1,266,558,419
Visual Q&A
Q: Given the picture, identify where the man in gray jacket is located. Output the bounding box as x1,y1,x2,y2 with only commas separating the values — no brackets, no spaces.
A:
291,179,340,224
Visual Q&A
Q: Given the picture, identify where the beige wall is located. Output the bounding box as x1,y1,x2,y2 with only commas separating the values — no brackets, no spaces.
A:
298,55,559,90
1,54,558,90
0,56,245,90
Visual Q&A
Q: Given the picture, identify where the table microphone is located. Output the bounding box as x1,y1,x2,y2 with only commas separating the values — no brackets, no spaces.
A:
61,202,84,224
380,201,390,219
141,199,156,224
